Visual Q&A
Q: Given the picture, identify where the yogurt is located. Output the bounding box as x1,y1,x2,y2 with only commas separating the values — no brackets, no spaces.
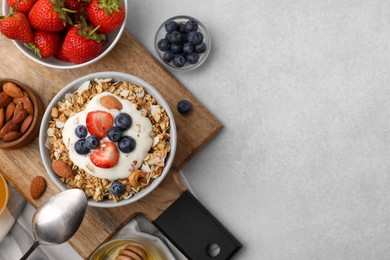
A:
62,92,153,181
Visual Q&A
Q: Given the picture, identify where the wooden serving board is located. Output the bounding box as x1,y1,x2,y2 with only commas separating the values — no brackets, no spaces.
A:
0,29,222,258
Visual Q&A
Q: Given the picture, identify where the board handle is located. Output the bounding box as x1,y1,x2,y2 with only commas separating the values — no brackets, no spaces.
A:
153,190,242,259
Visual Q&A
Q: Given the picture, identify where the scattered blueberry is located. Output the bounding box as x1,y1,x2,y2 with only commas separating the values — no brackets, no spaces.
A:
75,125,87,138
187,53,200,64
183,43,194,54
165,21,179,33
184,19,198,33
107,127,122,142
74,139,90,155
85,135,100,150
163,51,174,63
177,100,192,114
195,42,207,53
157,38,170,51
115,113,132,131
173,55,186,67
171,43,183,54
187,31,203,45
110,181,125,197
118,136,136,153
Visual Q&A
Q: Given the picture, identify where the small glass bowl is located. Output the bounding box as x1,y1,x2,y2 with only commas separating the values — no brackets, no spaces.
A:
90,238,168,260
154,15,211,71
0,173,9,216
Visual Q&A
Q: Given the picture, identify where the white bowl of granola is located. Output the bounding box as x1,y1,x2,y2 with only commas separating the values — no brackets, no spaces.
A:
39,72,176,207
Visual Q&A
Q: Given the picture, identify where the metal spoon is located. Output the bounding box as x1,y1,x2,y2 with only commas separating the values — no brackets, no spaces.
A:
20,189,88,260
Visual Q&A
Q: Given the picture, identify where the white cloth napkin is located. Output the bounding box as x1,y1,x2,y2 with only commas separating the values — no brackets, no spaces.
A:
0,185,26,242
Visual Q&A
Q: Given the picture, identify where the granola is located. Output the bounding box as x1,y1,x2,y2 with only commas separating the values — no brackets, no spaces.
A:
47,79,171,202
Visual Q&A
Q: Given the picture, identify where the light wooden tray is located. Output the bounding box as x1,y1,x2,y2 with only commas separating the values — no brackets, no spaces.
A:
0,29,223,258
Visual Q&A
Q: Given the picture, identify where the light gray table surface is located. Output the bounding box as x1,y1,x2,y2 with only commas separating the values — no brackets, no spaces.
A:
127,1,390,259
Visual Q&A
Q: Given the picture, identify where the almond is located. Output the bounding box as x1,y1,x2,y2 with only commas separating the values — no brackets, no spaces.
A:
0,108,4,130
52,160,74,178
12,108,28,124
30,176,47,200
13,102,24,114
3,82,23,98
0,121,18,138
0,92,13,108
100,95,123,110
5,102,15,121
20,97,33,115
20,114,33,134
3,131,22,142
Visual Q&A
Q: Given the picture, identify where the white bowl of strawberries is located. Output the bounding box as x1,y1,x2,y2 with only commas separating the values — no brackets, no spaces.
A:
0,0,127,69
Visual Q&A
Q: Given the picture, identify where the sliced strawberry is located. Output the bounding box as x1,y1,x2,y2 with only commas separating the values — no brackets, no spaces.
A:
90,142,119,168
86,110,113,139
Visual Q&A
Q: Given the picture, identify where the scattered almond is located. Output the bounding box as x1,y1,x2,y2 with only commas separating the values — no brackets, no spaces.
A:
30,176,47,200
20,114,33,134
12,108,28,124
100,95,123,110
0,92,13,108
5,102,15,121
0,108,4,130
3,131,22,142
52,160,74,178
3,82,23,98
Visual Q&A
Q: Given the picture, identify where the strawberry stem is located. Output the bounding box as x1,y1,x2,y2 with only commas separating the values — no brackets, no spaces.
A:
24,43,42,59
98,0,122,15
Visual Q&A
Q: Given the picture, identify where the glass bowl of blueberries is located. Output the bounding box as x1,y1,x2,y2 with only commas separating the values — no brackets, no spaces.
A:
155,15,211,71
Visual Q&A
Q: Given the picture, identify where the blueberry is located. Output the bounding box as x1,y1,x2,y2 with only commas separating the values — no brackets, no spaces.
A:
171,43,183,54
172,55,186,67
183,43,194,54
195,42,207,53
186,52,200,64
187,31,203,45
110,181,125,197
118,136,136,153
157,38,170,51
115,113,132,131
184,19,198,33
177,100,192,114
85,135,100,150
75,125,87,138
168,31,182,44
162,51,174,63
74,139,90,155
165,21,179,33
179,23,186,33
107,127,122,142
181,33,188,44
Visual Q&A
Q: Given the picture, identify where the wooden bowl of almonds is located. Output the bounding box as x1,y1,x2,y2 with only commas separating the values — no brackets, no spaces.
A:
0,79,44,149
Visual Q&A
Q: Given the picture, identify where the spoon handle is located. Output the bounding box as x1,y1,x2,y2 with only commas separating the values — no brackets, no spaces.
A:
20,241,40,260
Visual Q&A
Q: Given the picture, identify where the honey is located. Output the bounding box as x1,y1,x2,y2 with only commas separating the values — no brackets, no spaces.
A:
0,173,9,215
90,239,163,260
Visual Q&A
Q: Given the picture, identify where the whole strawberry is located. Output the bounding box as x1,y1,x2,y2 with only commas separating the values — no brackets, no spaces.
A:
26,30,61,58
65,0,90,12
0,10,33,43
62,25,106,64
6,0,36,14
28,0,72,32
86,0,125,34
